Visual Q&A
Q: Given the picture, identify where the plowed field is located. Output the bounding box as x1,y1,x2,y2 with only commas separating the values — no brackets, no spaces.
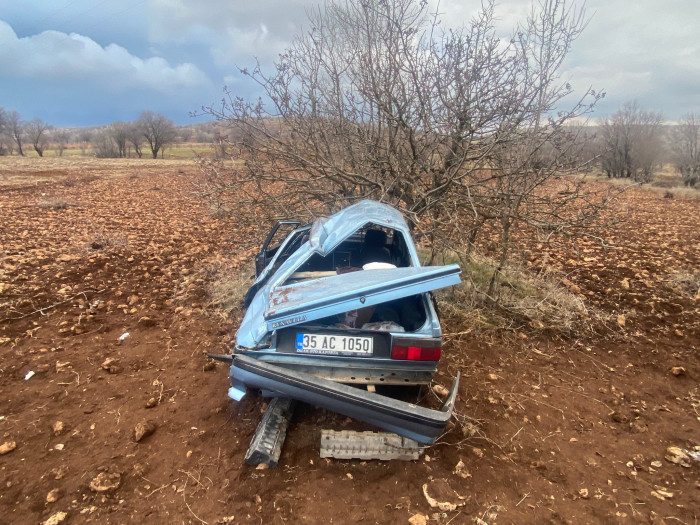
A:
1,157,698,525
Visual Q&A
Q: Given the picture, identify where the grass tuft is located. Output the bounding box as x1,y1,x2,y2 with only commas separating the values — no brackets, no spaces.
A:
669,270,700,299
202,258,255,319
36,199,71,210
437,255,592,336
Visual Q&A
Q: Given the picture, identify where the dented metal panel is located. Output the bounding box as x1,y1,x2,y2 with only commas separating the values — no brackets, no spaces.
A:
264,265,461,331
230,355,460,444
237,200,432,347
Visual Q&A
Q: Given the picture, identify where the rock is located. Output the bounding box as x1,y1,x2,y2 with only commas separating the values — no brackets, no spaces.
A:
432,384,449,397
46,488,62,503
408,514,428,525
55,361,71,373
43,511,67,525
89,472,121,492
128,295,139,305
145,397,157,408
453,459,471,479
665,446,691,468
670,366,686,377
422,479,466,512
651,489,673,500
655,488,673,499
650,460,662,468
132,463,146,477
101,357,121,374
630,420,648,433
52,421,65,436
616,314,626,327
578,488,589,499
134,419,157,442
51,466,68,480
0,441,16,454
203,361,216,372
35,364,51,375
610,411,628,423
471,447,484,458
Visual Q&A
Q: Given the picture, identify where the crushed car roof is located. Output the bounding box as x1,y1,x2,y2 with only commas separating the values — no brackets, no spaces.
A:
236,200,460,348
308,200,409,255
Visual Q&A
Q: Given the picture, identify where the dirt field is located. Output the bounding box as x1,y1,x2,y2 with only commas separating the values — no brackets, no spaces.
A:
1,157,698,525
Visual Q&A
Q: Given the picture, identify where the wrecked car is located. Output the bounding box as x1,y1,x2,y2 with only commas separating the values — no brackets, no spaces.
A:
222,200,461,444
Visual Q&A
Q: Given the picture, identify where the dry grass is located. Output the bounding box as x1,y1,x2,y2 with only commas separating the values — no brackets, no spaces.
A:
202,258,255,319
589,165,700,198
438,256,592,336
669,270,700,299
86,229,130,251
36,198,72,210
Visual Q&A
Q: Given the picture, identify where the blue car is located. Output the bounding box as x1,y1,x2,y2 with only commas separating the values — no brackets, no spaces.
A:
227,200,461,444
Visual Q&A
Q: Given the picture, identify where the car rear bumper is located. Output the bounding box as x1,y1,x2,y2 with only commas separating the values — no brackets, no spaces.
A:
229,354,459,444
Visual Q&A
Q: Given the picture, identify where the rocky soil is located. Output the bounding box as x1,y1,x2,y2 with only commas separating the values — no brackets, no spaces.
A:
0,157,698,524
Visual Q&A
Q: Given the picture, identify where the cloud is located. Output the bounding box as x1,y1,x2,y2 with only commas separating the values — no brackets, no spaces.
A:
147,0,313,66
559,0,700,117
2,0,699,125
0,20,211,93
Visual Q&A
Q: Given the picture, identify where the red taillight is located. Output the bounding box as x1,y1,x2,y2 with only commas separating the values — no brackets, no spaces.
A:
391,345,441,361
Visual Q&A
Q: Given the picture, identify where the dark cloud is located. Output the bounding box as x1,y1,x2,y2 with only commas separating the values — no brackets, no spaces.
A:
0,0,697,125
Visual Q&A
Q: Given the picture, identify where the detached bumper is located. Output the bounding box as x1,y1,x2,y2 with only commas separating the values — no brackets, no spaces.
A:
229,354,459,444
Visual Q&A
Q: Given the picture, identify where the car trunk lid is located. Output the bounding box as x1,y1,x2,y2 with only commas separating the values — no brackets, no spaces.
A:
264,265,460,333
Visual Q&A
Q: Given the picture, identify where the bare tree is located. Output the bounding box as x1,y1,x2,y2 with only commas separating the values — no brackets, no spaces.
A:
78,129,92,155
26,118,52,157
199,0,615,296
137,111,177,158
110,122,129,158
92,129,119,158
0,108,9,155
127,121,145,158
53,129,70,156
672,113,700,187
600,101,664,182
7,111,25,156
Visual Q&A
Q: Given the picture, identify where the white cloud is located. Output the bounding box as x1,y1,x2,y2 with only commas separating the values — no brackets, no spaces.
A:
2,0,700,124
147,0,311,66
0,20,211,93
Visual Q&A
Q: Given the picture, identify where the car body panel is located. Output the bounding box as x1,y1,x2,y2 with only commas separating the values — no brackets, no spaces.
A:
245,201,419,303
264,265,461,333
237,200,460,348
229,354,459,444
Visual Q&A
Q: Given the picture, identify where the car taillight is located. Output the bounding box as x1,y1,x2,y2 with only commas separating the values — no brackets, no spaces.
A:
391,345,441,361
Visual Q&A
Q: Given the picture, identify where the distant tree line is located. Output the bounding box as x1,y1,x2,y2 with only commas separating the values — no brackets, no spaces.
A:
588,101,699,187
1,101,698,189
0,109,219,159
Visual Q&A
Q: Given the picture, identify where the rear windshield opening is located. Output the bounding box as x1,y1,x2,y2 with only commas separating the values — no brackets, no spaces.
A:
303,294,428,333
280,224,428,333
289,223,411,281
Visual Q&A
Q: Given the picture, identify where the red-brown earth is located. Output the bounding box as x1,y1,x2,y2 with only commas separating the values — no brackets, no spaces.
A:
0,157,698,524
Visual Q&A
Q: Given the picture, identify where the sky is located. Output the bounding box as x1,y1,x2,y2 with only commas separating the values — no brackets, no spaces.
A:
1,0,698,127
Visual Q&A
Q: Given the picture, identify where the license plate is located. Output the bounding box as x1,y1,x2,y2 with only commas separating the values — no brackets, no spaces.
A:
296,333,373,356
